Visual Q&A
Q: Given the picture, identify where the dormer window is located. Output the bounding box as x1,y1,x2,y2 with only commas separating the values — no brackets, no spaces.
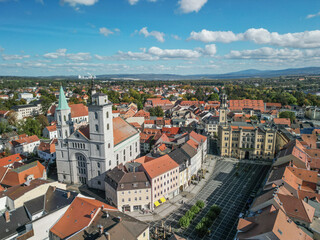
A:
121,184,124,189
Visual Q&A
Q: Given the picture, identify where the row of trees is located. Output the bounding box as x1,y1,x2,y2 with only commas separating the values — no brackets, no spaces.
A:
196,204,222,237
179,200,205,228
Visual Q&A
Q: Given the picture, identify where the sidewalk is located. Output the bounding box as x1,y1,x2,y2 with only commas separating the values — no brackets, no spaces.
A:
127,155,217,222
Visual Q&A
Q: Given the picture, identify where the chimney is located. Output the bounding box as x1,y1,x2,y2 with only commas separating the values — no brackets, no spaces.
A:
104,232,111,240
67,192,71,199
90,210,95,219
101,205,104,210
4,211,10,223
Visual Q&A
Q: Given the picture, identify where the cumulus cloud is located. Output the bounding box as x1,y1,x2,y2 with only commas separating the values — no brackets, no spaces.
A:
112,44,216,61
128,0,157,5
139,27,165,42
60,0,98,7
2,54,30,61
306,11,320,19
189,28,320,48
178,0,207,13
99,27,114,37
43,49,91,61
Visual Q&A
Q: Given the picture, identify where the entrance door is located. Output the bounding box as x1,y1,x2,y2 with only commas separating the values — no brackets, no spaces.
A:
245,151,250,159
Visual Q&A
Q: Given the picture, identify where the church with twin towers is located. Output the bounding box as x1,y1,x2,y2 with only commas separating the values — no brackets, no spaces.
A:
55,86,140,190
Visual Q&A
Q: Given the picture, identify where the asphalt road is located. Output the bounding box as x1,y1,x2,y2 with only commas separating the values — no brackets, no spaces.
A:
149,160,270,240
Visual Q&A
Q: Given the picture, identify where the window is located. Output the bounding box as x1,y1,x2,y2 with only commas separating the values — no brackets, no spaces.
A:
107,124,109,130
95,112,98,119
106,112,109,118
95,124,99,132
96,144,100,151
64,115,66,121
109,160,111,166
98,180,101,185
97,162,100,168
108,143,111,148
98,171,101,176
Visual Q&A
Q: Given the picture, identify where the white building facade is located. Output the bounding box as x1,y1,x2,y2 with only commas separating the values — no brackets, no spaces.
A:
55,87,140,190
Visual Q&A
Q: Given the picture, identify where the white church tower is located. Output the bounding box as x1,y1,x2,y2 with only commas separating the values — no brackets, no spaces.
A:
87,92,114,188
55,86,73,183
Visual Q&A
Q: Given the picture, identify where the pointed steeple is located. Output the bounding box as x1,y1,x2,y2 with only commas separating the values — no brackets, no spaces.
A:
57,86,70,110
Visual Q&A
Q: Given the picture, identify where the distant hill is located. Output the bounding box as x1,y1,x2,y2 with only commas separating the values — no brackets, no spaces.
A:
95,67,320,80
4,66,320,80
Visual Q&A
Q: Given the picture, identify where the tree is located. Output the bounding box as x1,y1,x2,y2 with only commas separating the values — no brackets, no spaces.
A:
36,115,49,131
191,205,200,214
148,106,164,117
17,118,42,137
0,121,12,134
279,111,296,123
179,216,190,228
249,115,258,121
196,200,205,209
185,210,195,220
6,111,17,126
208,93,219,101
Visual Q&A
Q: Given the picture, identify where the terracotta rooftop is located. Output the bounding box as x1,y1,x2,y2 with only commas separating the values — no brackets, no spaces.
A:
0,154,25,167
273,118,291,126
113,117,139,146
134,109,150,118
45,125,57,132
229,99,265,111
141,154,179,179
0,161,46,187
237,208,312,240
11,135,40,146
50,197,117,239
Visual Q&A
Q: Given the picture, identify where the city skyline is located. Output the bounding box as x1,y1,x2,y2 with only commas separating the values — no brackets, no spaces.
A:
1,0,320,76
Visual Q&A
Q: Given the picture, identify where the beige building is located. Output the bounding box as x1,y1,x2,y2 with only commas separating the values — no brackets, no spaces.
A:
218,123,276,160
105,164,151,212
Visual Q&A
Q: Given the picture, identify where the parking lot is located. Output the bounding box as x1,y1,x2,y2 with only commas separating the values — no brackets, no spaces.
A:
149,159,270,240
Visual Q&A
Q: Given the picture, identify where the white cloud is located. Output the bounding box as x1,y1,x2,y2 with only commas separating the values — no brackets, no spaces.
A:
223,47,320,62
306,11,320,19
2,54,30,60
128,0,157,5
113,44,216,60
178,0,207,13
139,27,165,42
172,34,181,40
0,46,4,53
43,49,91,61
128,0,139,5
60,0,98,7
189,28,320,48
99,27,114,37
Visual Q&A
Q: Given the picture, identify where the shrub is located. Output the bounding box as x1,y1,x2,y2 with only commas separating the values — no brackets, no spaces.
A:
196,221,207,237
207,210,217,220
185,210,195,220
191,205,200,214
196,200,205,209
210,205,222,216
179,216,190,228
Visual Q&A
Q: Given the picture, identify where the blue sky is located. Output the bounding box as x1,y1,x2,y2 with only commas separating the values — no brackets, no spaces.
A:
1,0,320,76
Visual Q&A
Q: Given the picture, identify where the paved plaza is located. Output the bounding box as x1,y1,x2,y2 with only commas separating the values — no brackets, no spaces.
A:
149,159,270,240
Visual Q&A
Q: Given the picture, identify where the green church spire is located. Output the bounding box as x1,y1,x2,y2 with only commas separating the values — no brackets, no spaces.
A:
57,86,70,110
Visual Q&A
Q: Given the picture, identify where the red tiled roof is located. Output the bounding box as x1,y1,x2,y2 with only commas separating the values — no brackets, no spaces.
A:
45,125,57,132
190,131,206,143
141,154,179,179
11,135,40,147
229,99,265,111
38,141,56,153
0,161,46,187
113,117,139,146
50,197,117,239
0,154,25,167
134,110,150,119
162,127,180,137
70,103,88,118
78,125,90,139
273,118,291,126
186,139,199,150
